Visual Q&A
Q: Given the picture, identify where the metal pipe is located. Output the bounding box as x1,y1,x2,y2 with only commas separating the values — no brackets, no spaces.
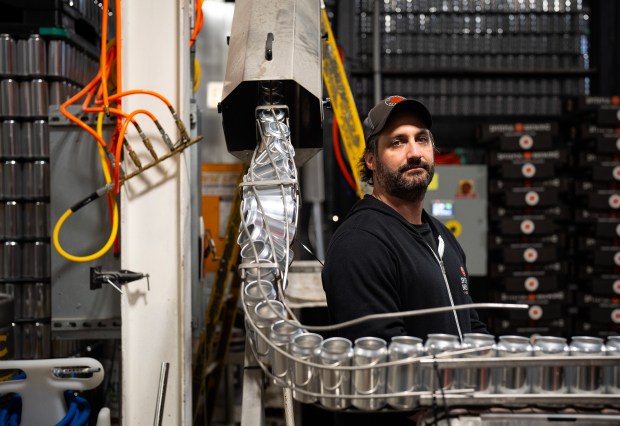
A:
153,362,170,426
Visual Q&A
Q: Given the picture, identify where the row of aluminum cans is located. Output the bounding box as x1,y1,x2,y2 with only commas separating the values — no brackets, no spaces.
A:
1,240,50,279
0,160,49,199
383,77,586,97
359,0,586,13
0,120,49,159
0,34,98,85
0,283,50,320
243,283,620,410
0,79,83,118
374,34,586,55
0,321,51,360
0,200,50,239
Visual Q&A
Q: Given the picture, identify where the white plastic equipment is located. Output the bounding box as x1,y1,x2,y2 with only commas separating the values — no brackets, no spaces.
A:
0,357,105,426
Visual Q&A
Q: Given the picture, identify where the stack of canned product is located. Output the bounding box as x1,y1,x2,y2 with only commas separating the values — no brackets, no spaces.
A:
481,121,574,337
0,33,97,358
566,95,620,338
242,318,620,410
350,0,590,117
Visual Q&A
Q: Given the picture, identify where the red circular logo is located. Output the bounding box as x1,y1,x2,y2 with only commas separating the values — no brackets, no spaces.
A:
520,219,535,234
525,191,540,206
529,305,543,320
613,166,620,181
519,135,534,150
609,194,620,209
385,95,406,106
524,248,538,263
614,252,620,266
522,163,536,178
525,277,539,292
613,279,620,295
612,309,620,324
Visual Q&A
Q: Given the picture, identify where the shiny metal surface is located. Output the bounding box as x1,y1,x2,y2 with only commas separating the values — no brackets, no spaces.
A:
387,335,425,409
269,320,303,385
423,333,460,391
352,336,387,411
495,335,532,394
30,79,49,117
19,80,32,116
1,201,21,238
32,120,49,158
244,280,276,323
607,336,620,394
0,79,19,117
531,336,569,394
21,283,50,319
253,300,285,364
319,337,353,409
47,40,64,77
23,201,48,238
290,332,322,403
0,34,16,75
220,0,322,165
569,336,606,394
460,333,496,393
27,35,47,76
1,160,21,199
1,120,20,159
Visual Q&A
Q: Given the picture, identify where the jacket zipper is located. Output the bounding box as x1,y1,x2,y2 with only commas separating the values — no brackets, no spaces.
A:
425,235,463,343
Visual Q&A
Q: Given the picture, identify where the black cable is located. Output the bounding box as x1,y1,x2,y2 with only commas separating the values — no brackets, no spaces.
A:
294,237,324,266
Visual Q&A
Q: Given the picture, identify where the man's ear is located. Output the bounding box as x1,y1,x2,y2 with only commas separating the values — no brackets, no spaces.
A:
365,150,375,172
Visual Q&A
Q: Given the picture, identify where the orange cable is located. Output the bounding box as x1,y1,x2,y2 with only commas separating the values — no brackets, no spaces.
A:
100,0,110,110
109,90,173,107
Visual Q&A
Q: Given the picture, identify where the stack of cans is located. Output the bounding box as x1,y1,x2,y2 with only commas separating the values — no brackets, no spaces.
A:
480,121,574,336
566,96,620,338
350,0,589,118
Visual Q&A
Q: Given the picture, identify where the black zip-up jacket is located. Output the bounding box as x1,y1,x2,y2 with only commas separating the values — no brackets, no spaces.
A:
322,195,488,343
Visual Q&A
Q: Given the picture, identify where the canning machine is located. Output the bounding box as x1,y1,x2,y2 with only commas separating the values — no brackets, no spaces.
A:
220,1,620,424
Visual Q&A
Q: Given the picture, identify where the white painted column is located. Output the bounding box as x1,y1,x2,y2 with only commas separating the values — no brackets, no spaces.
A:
120,0,191,424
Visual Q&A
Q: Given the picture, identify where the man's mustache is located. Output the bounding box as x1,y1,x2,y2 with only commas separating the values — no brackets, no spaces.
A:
398,159,431,174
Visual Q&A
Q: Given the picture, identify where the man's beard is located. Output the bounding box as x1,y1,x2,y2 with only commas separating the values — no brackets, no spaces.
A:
375,157,435,202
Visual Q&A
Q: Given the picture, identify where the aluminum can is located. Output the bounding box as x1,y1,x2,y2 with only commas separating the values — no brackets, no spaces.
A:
0,79,19,117
531,336,569,394
387,336,425,409
422,333,460,392
19,80,32,116
459,333,496,393
21,283,50,320
290,332,322,403
1,120,20,159
495,335,532,394
1,161,21,198
319,337,353,410
269,320,303,385
27,35,46,76
569,336,606,394
20,121,33,158
243,280,275,323
253,299,285,365
23,160,49,198
352,337,387,411
47,40,65,77
32,120,48,158
0,34,16,75
1,201,22,239
30,79,49,117
606,336,620,394
2,241,21,279
23,201,49,238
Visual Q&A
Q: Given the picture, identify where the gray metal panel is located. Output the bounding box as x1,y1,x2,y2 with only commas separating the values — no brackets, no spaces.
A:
220,0,323,165
221,0,321,102
49,106,120,337
195,1,238,165
424,165,488,276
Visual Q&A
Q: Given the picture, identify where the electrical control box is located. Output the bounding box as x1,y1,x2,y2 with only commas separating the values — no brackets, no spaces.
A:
424,165,487,276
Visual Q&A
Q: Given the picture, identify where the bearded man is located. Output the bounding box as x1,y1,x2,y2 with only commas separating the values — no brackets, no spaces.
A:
322,96,487,343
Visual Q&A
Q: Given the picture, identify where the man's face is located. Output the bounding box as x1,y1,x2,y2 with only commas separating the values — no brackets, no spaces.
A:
366,111,435,202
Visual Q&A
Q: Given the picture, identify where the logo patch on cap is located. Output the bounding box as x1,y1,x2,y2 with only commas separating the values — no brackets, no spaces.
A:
385,95,406,106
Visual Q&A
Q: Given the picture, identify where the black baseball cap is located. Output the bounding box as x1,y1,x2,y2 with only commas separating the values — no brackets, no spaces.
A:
363,95,433,139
